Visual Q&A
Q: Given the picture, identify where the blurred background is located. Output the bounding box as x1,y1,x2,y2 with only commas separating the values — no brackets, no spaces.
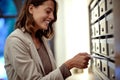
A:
0,0,91,80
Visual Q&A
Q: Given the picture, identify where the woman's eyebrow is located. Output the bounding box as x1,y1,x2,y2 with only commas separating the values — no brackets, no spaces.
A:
46,7,54,11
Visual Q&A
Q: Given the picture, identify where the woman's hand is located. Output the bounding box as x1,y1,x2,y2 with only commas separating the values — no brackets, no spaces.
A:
64,52,91,70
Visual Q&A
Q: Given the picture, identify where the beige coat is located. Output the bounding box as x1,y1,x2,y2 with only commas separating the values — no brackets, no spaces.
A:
4,29,64,80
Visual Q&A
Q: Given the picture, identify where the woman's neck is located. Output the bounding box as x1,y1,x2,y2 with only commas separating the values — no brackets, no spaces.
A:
31,34,41,49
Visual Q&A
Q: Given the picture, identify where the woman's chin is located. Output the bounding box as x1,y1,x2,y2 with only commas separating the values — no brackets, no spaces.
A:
43,27,48,30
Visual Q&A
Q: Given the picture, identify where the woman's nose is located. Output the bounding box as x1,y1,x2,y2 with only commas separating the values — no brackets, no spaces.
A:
49,13,54,20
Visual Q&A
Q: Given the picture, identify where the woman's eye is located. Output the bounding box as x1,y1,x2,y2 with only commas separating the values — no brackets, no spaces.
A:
46,10,51,14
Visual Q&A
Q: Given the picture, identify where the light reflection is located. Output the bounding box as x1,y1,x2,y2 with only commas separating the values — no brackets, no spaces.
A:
0,18,5,29
66,68,94,80
0,57,7,80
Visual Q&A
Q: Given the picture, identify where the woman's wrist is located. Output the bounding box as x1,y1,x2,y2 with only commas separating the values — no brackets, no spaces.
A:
64,59,74,70
59,64,72,79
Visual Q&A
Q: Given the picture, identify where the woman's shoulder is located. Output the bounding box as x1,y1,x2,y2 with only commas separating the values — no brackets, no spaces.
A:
8,28,26,37
4,29,31,52
6,28,31,44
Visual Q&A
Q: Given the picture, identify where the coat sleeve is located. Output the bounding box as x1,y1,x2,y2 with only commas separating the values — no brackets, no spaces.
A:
4,36,64,80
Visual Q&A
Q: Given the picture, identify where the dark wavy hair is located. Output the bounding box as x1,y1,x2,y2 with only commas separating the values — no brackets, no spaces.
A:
15,0,57,39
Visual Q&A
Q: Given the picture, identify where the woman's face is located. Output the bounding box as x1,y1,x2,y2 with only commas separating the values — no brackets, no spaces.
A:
29,0,55,32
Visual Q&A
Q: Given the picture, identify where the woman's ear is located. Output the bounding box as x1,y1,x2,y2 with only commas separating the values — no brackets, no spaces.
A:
29,4,34,14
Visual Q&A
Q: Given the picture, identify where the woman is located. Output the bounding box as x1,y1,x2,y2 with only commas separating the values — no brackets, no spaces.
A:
4,0,91,80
